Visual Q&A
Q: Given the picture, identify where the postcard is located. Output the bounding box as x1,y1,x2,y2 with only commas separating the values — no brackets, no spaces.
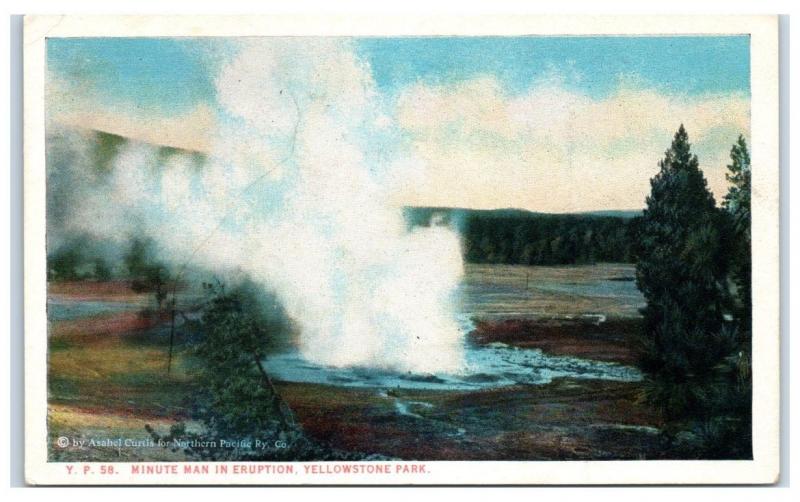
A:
23,14,780,485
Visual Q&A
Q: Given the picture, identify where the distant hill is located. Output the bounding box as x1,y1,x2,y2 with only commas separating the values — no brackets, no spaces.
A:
403,206,642,226
48,127,207,173
575,209,643,218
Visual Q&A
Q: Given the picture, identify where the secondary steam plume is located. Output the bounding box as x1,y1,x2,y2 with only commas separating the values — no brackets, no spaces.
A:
49,39,467,373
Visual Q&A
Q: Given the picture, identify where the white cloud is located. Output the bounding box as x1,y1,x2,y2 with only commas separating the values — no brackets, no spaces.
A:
395,76,750,212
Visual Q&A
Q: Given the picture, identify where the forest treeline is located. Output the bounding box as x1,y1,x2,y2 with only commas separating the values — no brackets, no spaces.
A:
405,207,640,265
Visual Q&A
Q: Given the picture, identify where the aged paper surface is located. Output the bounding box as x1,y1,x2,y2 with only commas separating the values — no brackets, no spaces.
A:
24,14,780,485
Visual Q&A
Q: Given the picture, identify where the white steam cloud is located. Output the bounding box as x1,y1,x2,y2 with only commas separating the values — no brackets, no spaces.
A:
51,39,467,373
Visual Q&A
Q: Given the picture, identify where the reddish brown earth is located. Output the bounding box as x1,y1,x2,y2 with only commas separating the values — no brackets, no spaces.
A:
49,311,170,339
469,317,642,365
49,280,151,299
279,378,663,460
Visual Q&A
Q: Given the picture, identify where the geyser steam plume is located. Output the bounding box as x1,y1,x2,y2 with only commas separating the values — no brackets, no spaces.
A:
49,39,467,373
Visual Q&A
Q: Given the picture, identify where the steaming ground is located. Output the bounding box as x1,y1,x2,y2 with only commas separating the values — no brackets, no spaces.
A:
47,284,642,391
47,263,645,392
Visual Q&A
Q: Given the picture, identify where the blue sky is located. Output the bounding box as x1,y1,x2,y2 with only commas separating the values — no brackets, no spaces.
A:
48,36,750,115
359,36,750,97
48,38,219,115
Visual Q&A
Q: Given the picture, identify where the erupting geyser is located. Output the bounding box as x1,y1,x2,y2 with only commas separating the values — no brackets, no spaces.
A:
49,39,467,373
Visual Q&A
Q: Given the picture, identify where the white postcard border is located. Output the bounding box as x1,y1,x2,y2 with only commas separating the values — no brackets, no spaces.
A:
23,14,780,485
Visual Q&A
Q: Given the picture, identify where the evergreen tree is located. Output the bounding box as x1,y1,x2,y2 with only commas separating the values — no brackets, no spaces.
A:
149,281,299,461
711,135,753,459
723,135,752,329
635,125,735,422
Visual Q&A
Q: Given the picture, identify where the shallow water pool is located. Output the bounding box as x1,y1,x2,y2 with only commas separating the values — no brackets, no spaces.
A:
264,340,641,391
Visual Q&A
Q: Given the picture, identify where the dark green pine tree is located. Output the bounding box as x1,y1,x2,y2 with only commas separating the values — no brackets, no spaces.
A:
722,135,752,330
715,135,753,460
148,282,300,461
635,125,735,422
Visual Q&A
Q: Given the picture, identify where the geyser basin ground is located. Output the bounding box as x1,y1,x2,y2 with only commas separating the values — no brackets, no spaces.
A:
47,263,663,461
264,341,641,391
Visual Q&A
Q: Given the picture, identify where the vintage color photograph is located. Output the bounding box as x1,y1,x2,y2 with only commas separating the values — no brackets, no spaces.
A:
42,32,756,465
